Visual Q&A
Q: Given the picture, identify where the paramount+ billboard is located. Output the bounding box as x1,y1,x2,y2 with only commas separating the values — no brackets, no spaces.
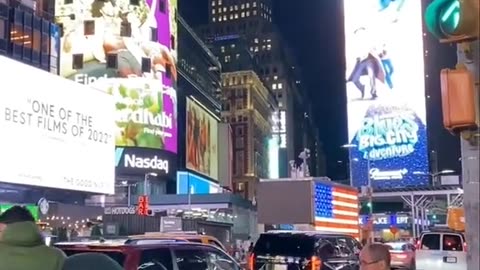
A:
343,0,429,188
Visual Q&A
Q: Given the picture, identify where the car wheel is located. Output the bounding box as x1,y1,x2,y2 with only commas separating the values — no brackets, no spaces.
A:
410,260,416,270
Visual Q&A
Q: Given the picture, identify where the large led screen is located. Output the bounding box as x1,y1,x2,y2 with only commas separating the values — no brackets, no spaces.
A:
55,0,177,153
0,56,115,194
344,0,429,188
186,98,218,180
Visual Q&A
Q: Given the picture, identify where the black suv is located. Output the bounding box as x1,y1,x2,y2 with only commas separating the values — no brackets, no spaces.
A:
56,239,242,270
250,231,361,270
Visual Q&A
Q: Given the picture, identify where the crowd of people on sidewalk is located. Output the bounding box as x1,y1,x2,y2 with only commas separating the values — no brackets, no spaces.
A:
1,205,393,270
0,205,121,270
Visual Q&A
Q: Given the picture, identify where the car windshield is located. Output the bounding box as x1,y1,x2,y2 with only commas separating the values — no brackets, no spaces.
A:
62,250,126,266
385,242,406,250
253,233,315,258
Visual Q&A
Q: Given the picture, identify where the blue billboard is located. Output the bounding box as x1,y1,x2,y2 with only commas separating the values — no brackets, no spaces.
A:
343,0,429,188
176,171,221,195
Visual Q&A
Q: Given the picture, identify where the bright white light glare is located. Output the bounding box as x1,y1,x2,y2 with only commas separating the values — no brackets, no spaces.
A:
268,137,279,178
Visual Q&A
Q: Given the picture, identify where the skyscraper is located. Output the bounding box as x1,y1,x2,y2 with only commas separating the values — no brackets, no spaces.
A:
197,0,325,180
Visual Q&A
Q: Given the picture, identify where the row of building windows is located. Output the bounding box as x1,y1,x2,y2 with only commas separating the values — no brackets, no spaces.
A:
212,10,258,22
0,4,57,72
212,1,257,12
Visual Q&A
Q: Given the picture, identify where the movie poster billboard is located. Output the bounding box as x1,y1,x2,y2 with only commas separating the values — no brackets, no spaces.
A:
55,0,177,153
344,0,429,188
186,98,218,180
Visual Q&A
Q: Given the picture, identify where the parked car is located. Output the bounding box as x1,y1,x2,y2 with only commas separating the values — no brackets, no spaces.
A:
250,231,361,270
55,238,241,270
415,228,466,270
384,242,416,270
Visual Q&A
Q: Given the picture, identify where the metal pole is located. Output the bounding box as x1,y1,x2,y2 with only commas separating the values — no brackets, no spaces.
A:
410,194,416,240
458,40,479,270
367,158,373,243
348,148,353,186
127,185,131,207
144,174,149,196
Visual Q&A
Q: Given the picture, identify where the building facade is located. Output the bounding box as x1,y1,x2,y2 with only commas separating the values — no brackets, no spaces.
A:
0,0,59,73
221,69,276,201
197,0,326,179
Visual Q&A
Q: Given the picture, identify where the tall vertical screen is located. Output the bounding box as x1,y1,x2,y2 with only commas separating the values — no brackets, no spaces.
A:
344,0,429,188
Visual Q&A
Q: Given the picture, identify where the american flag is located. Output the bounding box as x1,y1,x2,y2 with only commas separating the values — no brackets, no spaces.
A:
313,182,359,238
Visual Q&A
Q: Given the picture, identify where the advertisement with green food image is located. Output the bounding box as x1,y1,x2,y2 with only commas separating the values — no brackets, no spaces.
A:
93,78,177,153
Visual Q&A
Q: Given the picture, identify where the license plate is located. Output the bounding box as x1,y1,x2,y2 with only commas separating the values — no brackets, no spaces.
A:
445,257,457,263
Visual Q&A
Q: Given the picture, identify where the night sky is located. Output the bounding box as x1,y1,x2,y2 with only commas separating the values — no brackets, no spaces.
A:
180,0,461,179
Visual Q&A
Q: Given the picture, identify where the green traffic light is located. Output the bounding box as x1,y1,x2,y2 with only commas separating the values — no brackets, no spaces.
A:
440,0,460,34
366,202,372,208
425,0,462,39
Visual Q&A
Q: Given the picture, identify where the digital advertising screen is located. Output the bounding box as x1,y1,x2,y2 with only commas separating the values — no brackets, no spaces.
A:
0,56,115,194
186,98,218,181
55,0,178,154
344,0,429,189
92,78,177,152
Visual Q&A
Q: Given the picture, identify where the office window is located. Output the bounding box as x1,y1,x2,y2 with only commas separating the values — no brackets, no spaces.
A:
218,0,222,5
212,17,216,22
246,3,250,8
229,14,233,19
141,57,151,73
278,83,283,89
159,0,166,13
72,54,84,69
223,15,226,20
120,22,131,37
229,6,233,11
241,4,245,9
253,1,257,7
150,27,157,41
212,0,215,6
272,83,276,90
234,5,238,10
106,53,118,68
234,13,238,19
218,8,222,13
218,16,222,21
253,10,257,15
31,18,40,61
41,20,49,66
0,19,5,40
246,11,250,16
212,9,215,14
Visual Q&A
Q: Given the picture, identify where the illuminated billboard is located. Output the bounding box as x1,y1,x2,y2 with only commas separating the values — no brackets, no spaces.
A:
186,98,218,180
55,0,177,153
272,110,286,148
344,0,429,188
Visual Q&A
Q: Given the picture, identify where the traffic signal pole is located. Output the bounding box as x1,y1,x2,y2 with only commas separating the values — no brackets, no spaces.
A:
458,40,479,270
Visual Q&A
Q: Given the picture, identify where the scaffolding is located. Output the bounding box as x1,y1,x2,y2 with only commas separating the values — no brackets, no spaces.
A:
360,186,463,239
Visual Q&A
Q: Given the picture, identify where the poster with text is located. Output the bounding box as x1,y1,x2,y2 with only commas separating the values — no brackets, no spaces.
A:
186,98,218,180
0,56,115,194
344,0,429,188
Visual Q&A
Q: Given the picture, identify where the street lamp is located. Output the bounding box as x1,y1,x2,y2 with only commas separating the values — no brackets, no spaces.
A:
413,169,455,186
144,172,158,196
341,144,357,187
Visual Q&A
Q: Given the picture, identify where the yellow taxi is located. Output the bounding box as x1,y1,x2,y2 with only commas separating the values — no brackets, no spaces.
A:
130,231,226,251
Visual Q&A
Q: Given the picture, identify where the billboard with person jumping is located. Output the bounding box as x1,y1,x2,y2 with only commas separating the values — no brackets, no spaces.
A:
343,0,429,188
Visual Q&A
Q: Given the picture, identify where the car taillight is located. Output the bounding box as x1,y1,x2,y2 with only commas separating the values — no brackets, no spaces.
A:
463,242,467,251
248,253,255,270
394,253,408,259
311,256,322,270
416,240,421,249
